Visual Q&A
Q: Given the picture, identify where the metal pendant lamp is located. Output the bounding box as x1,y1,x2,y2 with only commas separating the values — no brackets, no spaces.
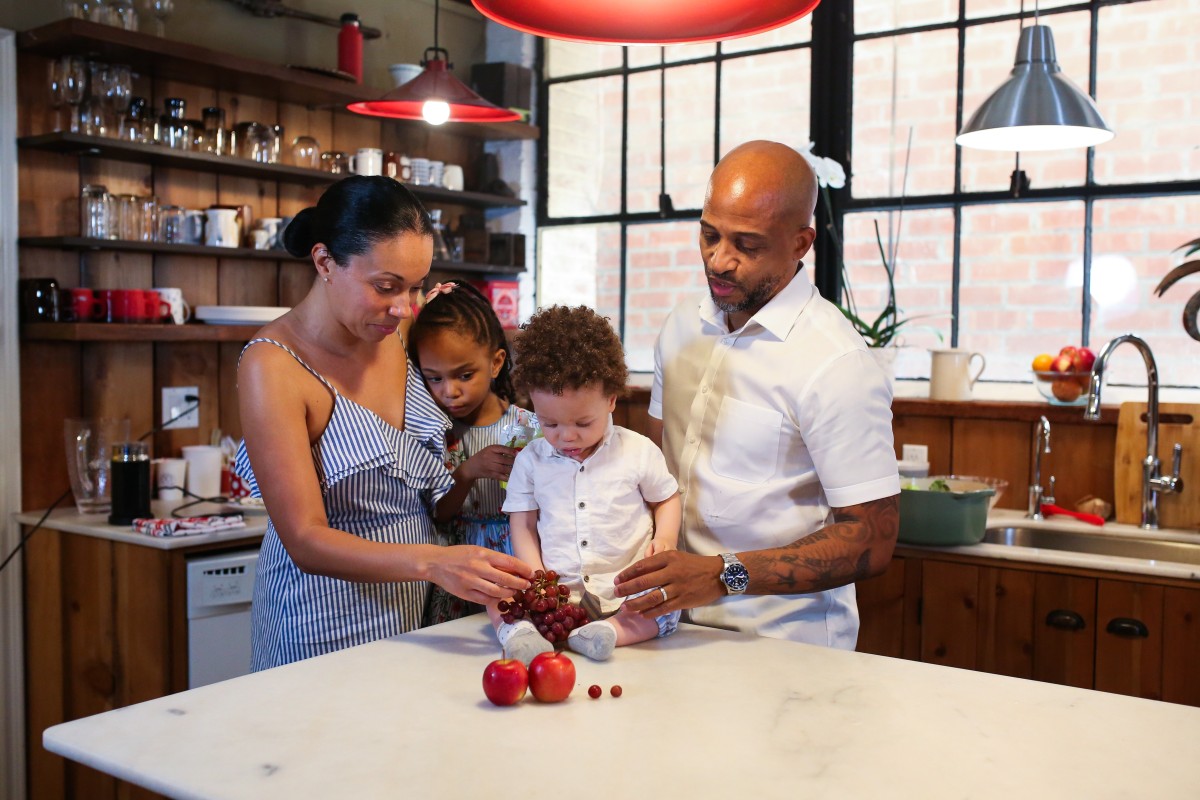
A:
956,23,1112,151
471,0,822,45
347,0,520,125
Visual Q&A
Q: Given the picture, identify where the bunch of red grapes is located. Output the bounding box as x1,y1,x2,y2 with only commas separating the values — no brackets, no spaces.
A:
497,569,590,644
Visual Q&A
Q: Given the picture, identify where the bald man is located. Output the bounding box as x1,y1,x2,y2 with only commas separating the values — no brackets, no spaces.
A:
614,141,900,649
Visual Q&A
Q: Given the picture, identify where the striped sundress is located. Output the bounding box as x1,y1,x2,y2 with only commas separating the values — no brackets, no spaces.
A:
233,337,453,671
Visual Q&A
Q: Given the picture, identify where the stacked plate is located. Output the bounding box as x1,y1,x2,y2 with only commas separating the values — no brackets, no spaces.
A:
194,306,289,325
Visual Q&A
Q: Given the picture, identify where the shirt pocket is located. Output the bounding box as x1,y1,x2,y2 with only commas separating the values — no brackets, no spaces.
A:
710,397,782,484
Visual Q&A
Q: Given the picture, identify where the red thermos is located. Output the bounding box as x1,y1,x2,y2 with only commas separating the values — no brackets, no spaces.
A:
338,13,363,83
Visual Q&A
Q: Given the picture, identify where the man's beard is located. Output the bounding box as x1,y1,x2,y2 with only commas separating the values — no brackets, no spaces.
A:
707,271,779,315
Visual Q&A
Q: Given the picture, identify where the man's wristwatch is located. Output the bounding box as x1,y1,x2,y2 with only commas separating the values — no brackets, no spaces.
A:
718,553,750,595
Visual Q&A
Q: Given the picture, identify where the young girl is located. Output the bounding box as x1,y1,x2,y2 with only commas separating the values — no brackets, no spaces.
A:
408,281,538,624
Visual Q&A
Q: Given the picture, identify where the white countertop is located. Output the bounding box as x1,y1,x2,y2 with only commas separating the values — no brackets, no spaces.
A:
15,502,268,550
900,509,1200,581
43,615,1200,799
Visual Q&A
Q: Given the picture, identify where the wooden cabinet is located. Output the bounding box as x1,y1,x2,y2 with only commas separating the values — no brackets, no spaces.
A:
858,550,1198,707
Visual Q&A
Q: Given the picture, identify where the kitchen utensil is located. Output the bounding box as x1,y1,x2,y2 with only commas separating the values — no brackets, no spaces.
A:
1114,402,1200,529
201,106,226,155
929,348,985,401
193,306,289,325
1039,503,1105,526
898,476,995,545
109,441,151,525
944,474,1009,511
81,184,112,239
64,418,131,514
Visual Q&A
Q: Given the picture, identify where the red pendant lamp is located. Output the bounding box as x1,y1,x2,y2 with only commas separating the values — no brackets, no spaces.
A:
347,0,520,125
471,0,822,45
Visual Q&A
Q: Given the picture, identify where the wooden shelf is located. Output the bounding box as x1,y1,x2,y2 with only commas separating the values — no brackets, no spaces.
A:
18,236,525,276
21,322,262,342
17,134,527,208
16,18,540,141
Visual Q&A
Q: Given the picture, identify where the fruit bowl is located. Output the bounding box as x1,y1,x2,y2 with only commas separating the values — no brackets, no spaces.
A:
1031,370,1092,406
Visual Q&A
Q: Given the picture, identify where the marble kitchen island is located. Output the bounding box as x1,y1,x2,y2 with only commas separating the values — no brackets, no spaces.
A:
44,616,1200,799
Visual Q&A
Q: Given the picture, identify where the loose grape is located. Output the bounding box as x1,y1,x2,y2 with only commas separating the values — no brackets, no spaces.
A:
588,685,602,699
610,686,623,698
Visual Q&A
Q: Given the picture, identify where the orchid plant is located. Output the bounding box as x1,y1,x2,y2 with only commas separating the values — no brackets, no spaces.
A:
797,139,931,349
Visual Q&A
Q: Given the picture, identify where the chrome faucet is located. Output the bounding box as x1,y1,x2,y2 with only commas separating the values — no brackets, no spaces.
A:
1028,415,1052,519
1084,333,1184,529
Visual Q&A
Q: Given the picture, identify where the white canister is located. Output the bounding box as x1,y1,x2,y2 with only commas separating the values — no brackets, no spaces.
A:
929,348,986,401
181,445,224,499
349,147,384,177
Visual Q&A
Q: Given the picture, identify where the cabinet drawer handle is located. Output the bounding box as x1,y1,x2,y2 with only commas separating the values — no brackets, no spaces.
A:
1105,618,1149,638
1045,609,1085,631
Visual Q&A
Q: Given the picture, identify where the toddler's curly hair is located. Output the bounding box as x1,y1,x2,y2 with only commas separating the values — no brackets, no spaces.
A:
511,305,628,398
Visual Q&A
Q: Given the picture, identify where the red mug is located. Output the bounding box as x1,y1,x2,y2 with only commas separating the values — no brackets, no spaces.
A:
141,289,170,322
68,288,103,322
103,289,143,322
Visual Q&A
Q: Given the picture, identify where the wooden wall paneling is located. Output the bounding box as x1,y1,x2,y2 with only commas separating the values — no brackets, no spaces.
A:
1032,573,1096,689
113,544,171,706
855,556,907,658
278,261,315,308
278,101,334,169
1094,579,1164,700
17,149,78,237
18,342,82,509
81,342,155,441
152,165,220,316
919,560,979,669
63,535,118,799
976,567,1035,679
951,418,1030,512
17,51,52,137
1041,420,1115,510
1162,587,1200,707
218,342,246,442
902,556,923,660
331,112,382,157
892,415,952,477
24,529,66,800
153,342,222,456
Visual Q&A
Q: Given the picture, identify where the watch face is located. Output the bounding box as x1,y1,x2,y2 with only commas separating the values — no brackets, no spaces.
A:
723,563,750,592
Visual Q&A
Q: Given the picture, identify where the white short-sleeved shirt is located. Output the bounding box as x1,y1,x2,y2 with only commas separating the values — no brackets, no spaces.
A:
502,420,679,614
650,268,900,649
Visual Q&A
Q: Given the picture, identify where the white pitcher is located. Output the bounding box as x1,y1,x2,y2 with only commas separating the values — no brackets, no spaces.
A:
929,348,986,401
204,208,240,248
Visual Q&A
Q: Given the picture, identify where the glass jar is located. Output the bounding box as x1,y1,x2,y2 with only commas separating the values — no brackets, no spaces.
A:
157,204,185,243
81,184,112,239
291,135,320,169
159,97,189,149
201,106,225,155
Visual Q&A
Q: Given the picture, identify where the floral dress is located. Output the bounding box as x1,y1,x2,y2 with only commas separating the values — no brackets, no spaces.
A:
424,404,539,625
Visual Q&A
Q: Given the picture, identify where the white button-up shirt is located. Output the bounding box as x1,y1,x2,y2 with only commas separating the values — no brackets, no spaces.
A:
650,269,900,649
502,421,679,613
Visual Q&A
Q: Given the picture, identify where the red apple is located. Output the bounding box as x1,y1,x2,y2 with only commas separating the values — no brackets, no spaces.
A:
528,652,576,703
1073,346,1096,372
1051,353,1075,373
482,658,528,706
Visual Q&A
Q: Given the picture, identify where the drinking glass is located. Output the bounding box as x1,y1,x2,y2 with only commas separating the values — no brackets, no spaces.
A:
111,0,138,30
202,107,226,155
138,0,173,36
56,57,87,134
157,204,185,242
61,0,88,19
81,184,112,239
47,59,67,132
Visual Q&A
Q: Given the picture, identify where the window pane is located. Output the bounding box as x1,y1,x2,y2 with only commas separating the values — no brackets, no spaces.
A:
624,221,708,371
1094,0,1200,185
721,16,811,54
852,29,959,198
547,77,623,217
842,209,956,379
1089,196,1200,388
855,0,958,35
628,43,717,69
626,71,661,214
960,14,1090,192
545,41,623,78
538,224,622,317
719,49,811,158
665,64,716,210
965,0,1077,20
958,201,1085,382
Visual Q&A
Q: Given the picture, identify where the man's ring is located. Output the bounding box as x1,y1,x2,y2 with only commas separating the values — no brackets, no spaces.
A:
657,586,668,603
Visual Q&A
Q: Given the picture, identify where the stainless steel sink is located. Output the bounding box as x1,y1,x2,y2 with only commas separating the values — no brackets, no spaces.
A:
982,527,1200,566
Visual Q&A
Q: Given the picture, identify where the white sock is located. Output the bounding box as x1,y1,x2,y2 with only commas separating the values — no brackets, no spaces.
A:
497,619,554,665
567,620,617,662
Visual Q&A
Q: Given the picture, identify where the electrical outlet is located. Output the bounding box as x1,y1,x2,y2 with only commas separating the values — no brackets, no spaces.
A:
162,386,199,429
902,444,928,463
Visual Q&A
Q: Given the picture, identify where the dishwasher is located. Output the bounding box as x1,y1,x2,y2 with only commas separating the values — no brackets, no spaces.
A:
186,549,259,689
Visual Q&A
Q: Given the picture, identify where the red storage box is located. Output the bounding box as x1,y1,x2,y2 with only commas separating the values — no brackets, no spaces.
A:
472,280,520,329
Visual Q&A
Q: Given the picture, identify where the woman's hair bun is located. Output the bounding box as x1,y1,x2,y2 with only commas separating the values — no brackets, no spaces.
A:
282,207,317,257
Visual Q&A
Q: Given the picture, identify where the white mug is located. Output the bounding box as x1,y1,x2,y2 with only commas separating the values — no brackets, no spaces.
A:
929,348,986,401
442,163,464,191
153,287,191,325
409,157,431,185
349,147,383,177
204,208,240,248
153,457,188,501
181,445,224,499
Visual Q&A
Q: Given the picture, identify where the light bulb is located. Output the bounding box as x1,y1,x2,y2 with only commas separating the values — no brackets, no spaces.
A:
422,100,450,125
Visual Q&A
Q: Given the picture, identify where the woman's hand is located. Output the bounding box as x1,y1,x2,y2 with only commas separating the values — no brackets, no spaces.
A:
428,545,534,606
456,445,518,483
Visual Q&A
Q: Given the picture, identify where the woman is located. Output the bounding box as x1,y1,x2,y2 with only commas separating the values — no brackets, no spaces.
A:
234,176,531,670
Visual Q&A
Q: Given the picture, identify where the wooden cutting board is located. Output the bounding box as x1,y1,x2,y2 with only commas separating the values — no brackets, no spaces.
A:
1114,402,1200,529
